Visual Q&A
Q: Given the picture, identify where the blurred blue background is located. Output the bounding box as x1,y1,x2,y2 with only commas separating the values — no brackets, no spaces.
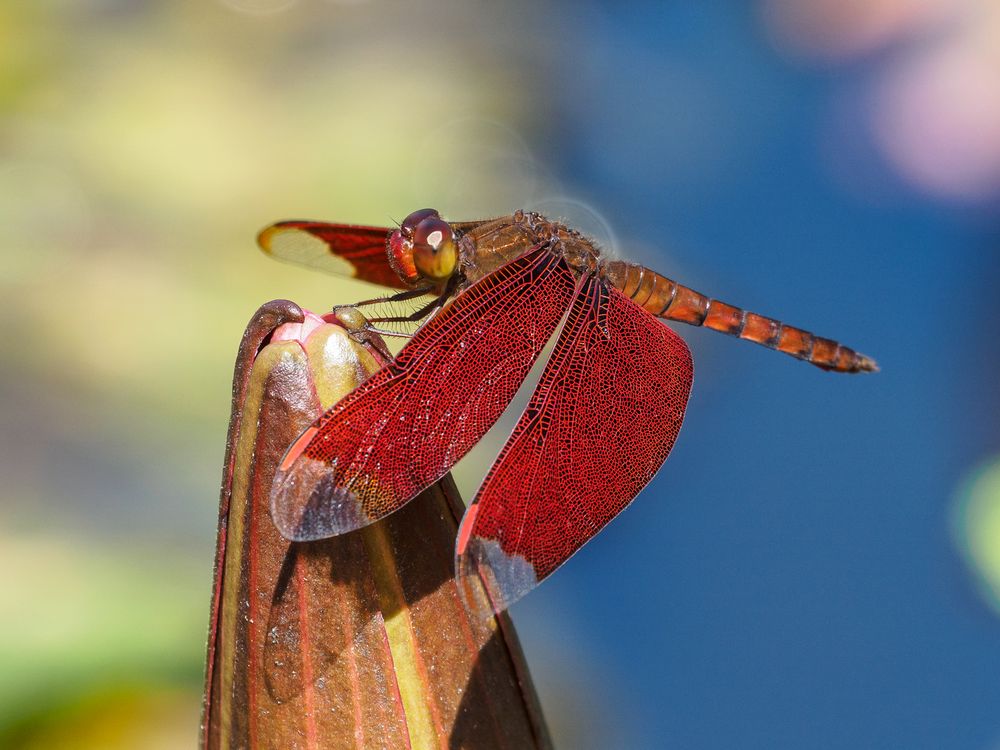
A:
2,1,999,748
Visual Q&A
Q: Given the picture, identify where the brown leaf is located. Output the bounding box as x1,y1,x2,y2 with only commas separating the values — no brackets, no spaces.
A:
202,301,550,749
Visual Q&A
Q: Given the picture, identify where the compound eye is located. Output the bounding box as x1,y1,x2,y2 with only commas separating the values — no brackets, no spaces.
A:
400,208,440,236
411,216,458,280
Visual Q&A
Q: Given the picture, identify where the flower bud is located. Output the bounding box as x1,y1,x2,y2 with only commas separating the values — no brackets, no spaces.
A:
202,300,550,748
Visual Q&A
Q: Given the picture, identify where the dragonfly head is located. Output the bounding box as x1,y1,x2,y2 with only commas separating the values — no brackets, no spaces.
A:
388,208,459,285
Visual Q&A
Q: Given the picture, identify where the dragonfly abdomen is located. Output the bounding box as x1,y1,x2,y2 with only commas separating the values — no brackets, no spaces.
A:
601,260,877,373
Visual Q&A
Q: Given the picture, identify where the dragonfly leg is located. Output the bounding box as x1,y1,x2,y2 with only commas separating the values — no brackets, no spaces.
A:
347,323,410,360
328,306,395,360
331,300,430,361
366,296,443,324
362,326,413,340
339,285,434,310
365,276,459,325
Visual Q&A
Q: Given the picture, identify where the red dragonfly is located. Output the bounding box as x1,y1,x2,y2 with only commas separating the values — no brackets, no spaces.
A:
258,208,876,612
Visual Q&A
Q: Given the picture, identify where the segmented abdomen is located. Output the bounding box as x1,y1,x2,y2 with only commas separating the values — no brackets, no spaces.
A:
601,261,877,373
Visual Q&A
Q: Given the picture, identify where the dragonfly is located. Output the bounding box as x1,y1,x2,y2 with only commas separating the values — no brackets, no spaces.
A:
258,208,876,613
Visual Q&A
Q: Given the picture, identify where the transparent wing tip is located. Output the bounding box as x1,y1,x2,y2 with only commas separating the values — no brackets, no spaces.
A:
269,456,373,541
456,534,540,617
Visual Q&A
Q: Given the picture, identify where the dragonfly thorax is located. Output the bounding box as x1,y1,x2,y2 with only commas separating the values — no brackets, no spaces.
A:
455,209,604,286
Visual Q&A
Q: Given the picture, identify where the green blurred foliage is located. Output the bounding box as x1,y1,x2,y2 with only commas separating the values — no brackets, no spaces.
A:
954,459,1000,615
0,534,204,746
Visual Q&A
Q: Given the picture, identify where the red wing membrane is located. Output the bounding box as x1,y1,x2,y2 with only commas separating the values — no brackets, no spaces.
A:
270,245,577,541
258,220,408,289
456,276,693,612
